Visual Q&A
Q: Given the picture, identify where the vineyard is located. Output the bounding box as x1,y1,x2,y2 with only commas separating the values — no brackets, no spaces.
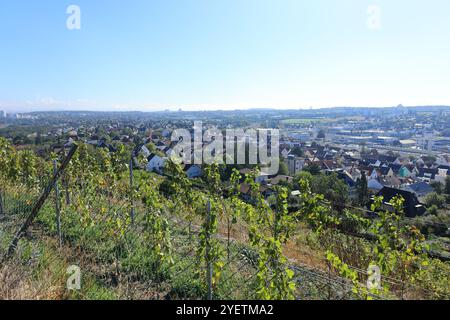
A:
0,138,449,300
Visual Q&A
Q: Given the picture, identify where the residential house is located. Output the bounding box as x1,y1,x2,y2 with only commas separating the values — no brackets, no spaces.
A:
378,154,398,163
162,129,171,138
347,166,362,182
97,139,116,152
184,164,202,179
363,158,382,167
436,155,450,167
379,165,394,177
239,168,253,177
437,164,450,173
162,146,175,157
398,166,412,178
381,175,402,188
255,172,270,184
303,150,315,159
401,182,434,199
155,141,167,151
393,157,411,166
270,175,294,185
238,168,270,184
146,154,166,173
141,145,151,157
416,168,438,183
367,169,383,191
286,155,305,176
388,163,402,175
315,149,337,161
239,183,272,202
331,169,357,188
281,148,291,159
435,166,449,184
375,187,426,217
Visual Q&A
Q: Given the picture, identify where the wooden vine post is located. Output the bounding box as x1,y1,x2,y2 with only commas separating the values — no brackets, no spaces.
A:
2,144,78,262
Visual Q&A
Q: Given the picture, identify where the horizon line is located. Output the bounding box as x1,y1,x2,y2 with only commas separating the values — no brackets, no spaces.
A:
3,104,450,114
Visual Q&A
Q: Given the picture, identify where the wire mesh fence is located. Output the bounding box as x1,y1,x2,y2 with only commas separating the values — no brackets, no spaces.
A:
1,148,447,301
0,174,397,301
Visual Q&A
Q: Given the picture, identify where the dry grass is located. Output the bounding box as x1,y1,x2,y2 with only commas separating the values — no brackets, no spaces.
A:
217,212,327,271
0,234,70,300
0,259,65,300
284,224,327,271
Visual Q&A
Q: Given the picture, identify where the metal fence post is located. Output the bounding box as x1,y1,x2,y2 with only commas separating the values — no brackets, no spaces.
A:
129,157,135,225
206,200,213,300
274,188,279,239
327,261,332,300
53,160,62,247
63,148,70,206
63,175,70,206
0,188,4,216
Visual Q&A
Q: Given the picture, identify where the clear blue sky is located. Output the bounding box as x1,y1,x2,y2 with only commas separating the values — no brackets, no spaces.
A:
1,0,449,112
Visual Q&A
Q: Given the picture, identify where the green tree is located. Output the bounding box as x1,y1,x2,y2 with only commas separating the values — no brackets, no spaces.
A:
357,172,368,205
430,181,443,194
445,176,450,195
310,173,349,205
291,146,304,157
422,156,436,167
303,163,321,175
293,171,313,190
278,161,289,175
426,205,439,215
424,192,445,209
317,129,326,139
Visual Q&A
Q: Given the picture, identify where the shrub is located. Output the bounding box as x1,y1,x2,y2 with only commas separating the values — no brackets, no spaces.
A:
427,205,439,216
424,192,446,209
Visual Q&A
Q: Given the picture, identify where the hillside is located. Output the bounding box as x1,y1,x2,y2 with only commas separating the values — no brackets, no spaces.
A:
0,139,449,300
